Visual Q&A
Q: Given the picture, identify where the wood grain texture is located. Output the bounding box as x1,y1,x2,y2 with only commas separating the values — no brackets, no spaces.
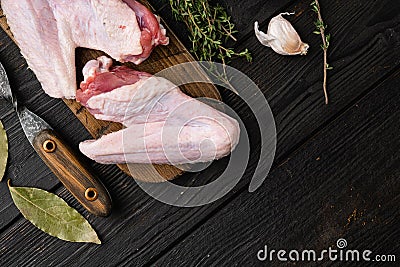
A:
0,0,399,266
0,1,222,183
227,0,400,162
154,69,400,266
33,129,112,217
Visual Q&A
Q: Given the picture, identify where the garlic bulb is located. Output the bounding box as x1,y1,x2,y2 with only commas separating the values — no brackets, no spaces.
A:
254,12,309,55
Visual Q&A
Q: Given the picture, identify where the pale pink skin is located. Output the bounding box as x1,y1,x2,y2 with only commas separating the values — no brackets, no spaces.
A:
2,0,169,99
77,57,240,165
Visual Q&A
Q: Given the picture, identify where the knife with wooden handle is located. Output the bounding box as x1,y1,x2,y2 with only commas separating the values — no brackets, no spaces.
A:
33,129,112,217
0,62,112,217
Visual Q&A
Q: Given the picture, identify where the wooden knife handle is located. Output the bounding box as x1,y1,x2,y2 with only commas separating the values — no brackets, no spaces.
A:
33,129,112,217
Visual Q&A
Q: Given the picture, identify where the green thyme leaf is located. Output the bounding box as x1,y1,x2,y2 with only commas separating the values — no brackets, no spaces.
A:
168,0,251,64
312,0,332,104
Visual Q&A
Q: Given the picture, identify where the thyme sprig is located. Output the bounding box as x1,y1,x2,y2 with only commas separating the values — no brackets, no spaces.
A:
312,0,331,104
168,0,251,64
167,0,251,93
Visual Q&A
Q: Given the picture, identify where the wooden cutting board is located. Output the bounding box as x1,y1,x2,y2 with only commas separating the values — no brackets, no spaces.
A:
0,1,221,183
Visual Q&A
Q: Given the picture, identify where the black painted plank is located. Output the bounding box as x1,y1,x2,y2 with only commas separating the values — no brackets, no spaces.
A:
0,163,143,266
0,0,399,266
214,0,296,42
225,0,400,162
153,68,400,267
114,0,400,263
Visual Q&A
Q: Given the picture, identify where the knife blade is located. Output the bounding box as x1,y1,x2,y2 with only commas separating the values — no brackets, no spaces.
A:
0,62,112,217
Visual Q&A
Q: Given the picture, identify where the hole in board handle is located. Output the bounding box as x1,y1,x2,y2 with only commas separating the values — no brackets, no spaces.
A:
85,188,98,201
43,139,57,153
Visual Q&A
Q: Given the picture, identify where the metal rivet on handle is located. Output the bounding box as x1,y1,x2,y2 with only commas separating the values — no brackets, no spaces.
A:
43,139,56,153
85,188,98,201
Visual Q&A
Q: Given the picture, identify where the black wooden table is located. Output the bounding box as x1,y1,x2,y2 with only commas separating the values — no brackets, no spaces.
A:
0,0,399,266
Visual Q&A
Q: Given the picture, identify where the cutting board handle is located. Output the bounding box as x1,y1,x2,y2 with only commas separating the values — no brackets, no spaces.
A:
33,129,112,217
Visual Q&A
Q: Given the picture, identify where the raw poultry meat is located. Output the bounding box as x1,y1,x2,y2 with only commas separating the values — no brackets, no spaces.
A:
77,57,240,165
1,0,169,98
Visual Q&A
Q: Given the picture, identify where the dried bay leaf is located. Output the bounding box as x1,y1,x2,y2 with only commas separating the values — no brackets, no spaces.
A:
8,181,101,244
0,120,8,181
